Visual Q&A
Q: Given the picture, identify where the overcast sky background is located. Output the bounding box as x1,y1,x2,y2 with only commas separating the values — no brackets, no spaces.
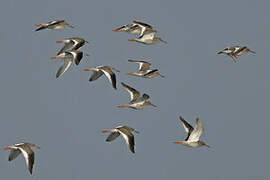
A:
0,0,269,179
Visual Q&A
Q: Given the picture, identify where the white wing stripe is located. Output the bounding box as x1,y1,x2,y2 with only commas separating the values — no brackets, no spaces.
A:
100,69,112,85
18,147,30,169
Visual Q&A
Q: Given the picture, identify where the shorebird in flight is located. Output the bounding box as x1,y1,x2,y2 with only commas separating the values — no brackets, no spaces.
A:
4,142,40,175
85,66,120,89
127,59,164,78
125,21,166,44
35,20,73,31
118,82,156,110
56,37,88,55
217,46,255,63
128,29,166,44
174,116,210,148
114,20,165,44
102,126,139,153
51,50,85,78
113,20,153,35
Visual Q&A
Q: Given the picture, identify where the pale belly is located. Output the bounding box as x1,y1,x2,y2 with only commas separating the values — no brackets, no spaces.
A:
130,101,145,109
51,25,65,30
183,142,201,147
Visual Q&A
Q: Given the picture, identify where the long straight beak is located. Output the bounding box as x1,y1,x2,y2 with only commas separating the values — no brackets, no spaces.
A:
150,103,157,107
4,147,13,151
173,141,183,144
51,55,61,59
102,130,110,133
158,73,165,78
113,27,123,32
84,68,94,72
250,50,256,54
56,41,64,43
161,39,167,44
118,105,129,108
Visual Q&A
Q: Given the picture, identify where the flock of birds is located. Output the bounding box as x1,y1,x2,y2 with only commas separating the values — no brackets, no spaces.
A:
2,19,256,175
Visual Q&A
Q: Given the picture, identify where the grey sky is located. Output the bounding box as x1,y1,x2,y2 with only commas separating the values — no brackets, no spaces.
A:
0,0,269,179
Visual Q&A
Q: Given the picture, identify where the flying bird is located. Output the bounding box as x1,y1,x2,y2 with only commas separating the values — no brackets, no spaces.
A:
113,23,141,35
51,50,85,78
4,143,40,175
84,66,120,89
118,82,156,110
132,20,154,36
128,29,166,44
35,20,73,31
113,20,165,44
113,20,153,35
127,59,164,78
56,37,88,55
217,46,255,63
102,126,139,153
174,116,210,148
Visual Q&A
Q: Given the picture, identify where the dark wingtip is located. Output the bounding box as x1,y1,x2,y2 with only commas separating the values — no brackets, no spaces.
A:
35,26,46,31
179,116,184,121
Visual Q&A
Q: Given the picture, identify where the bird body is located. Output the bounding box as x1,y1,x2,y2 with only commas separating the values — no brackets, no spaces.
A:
51,50,84,78
85,66,119,89
113,20,153,35
102,126,139,153
118,82,156,110
35,20,73,31
128,29,166,44
218,46,255,62
174,116,209,148
114,20,166,44
127,59,164,78
113,23,141,34
56,37,88,55
5,143,40,175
